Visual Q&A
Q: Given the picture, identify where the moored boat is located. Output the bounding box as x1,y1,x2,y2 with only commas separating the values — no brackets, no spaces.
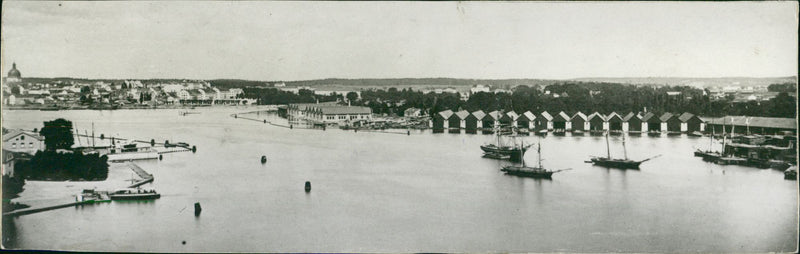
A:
108,188,161,200
589,131,659,169
501,141,568,179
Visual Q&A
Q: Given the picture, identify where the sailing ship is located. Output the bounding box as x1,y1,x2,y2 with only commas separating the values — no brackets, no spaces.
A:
694,118,722,161
588,131,659,169
501,140,568,178
481,125,531,160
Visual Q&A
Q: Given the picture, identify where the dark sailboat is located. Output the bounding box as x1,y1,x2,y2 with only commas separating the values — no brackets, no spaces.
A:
481,126,530,160
589,131,659,169
501,140,569,178
694,118,722,161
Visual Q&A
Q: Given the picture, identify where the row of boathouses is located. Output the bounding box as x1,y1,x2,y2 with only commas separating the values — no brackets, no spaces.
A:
431,110,797,135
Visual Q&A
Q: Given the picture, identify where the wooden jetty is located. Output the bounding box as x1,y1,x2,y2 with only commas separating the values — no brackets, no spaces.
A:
125,162,155,188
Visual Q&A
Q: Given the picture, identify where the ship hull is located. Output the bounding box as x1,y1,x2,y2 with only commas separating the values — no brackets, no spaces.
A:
590,158,641,169
501,166,553,178
109,193,161,200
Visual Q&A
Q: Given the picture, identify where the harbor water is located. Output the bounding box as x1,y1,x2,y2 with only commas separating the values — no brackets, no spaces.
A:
2,107,797,252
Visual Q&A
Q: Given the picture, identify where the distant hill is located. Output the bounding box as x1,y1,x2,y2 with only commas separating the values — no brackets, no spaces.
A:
571,76,796,88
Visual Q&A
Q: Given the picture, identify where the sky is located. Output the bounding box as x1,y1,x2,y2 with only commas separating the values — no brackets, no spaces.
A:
1,1,797,81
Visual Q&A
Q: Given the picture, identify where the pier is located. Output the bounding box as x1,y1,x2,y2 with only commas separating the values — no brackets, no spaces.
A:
126,162,155,188
3,200,104,217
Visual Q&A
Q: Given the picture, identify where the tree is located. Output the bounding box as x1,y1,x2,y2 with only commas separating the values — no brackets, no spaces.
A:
80,86,91,94
39,118,75,150
346,92,359,102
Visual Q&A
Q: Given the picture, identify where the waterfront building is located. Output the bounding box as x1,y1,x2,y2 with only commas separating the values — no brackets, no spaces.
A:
571,112,588,131
536,111,553,130
432,110,452,130
661,113,678,132
642,112,661,131
499,111,518,127
485,110,503,130
465,110,485,133
517,111,536,130
623,112,643,132
2,129,45,155
703,116,797,135
678,112,703,132
452,110,470,129
606,112,623,131
587,112,606,131
2,149,16,176
306,105,372,124
553,111,571,130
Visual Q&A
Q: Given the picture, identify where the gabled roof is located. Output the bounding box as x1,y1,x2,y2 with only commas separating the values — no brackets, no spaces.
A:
556,111,571,121
453,110,470,120
606,112,623,122
539,111,553,121
487,110,504,120
641,112,658,122
587,112,606,121
622,112,640,122
437,110,454,119
519,111,536,121
571,112,588,121
2,130,44,142
678,112,698,122
471,110,486,120
659,112,675,122
504,111,519,120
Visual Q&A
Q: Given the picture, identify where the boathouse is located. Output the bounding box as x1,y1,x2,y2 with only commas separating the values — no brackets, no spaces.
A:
703,116,797,135
500,111,518,127
517,111,536,129
678,112,703,132
571,112,588,131
432,110,452,130
623,112,643,132
587,112,605,131
661,113,679,132
451,110,470,129
465,110,485,134
485,110,503,130
606,112,623,131
553,111,571,130
536,111,553,130
642,112,661,131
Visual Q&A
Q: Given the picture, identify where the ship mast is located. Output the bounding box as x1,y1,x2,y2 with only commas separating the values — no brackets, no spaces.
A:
721,117,727,155
605,131,611,159
537,142,543,168
622,133,628,160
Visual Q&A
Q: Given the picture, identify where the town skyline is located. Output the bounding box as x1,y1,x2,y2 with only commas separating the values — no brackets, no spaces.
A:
2,1,797,81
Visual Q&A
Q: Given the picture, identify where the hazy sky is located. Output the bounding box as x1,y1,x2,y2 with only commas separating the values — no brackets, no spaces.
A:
1,1,797,81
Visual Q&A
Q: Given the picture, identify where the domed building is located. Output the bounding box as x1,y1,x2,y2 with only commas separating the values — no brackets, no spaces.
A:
6,62,22,83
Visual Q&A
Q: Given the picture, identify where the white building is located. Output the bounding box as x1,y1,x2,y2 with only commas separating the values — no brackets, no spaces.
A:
3,130,46,155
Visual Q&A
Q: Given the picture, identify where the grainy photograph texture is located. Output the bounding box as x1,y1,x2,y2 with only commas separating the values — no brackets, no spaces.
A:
1,1,798,253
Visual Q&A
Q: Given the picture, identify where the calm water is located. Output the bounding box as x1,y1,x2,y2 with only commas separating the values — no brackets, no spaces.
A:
2,107,797,252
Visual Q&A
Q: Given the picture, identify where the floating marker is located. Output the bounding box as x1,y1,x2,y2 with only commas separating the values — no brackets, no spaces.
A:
194,202,202,216
261,155,267,164
234,114,238,118
305,181,311,192
159,154,163,160
264,120,267,123
151,139,155,146
100,134,105,140
192,146,197,153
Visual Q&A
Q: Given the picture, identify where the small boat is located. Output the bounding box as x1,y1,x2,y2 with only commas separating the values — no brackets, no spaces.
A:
480,126,531,160
534,129,548,136
501,141,568,179
589,131,659,169
571,130,585,136
483,152,511,160
108,188,161,200
666,131,682,136
688,131,704,137
553,129,566,136
647,130,662,137
784,167,797,180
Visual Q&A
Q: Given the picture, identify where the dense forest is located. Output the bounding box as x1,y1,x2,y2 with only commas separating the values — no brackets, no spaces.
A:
14,151,109,181
346,82,795,118
240,87,340,105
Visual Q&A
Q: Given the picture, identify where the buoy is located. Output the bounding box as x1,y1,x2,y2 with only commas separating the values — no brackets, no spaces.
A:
261,155,267,164
234,114,238,118
165,140,170,146
407,130,410,135
323,125,326,131
100,134,105,140
305,181,311,192
194,202,202,216
159,154,163,160
151,139,155,146
182,240,186,245
192,146,197,153
264,120,267,123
